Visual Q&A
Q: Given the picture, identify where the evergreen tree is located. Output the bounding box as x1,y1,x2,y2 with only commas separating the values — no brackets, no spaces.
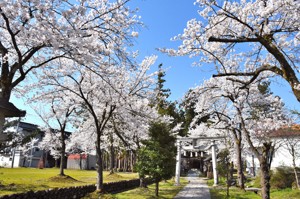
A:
154,64,185,135
136,122,176,197
180,89,209,135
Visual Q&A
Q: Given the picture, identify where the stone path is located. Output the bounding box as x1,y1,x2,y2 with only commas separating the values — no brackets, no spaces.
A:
174,169,211,199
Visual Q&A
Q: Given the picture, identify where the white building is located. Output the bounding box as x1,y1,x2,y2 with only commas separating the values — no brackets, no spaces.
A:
245,127,300,176
0,122,47,168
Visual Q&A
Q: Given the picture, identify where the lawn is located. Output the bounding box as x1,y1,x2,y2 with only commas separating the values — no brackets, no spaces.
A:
83,177,189,199
207,177,300,199
0,167,139,196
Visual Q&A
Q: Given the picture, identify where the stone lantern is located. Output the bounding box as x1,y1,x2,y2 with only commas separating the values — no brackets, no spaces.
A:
0,98,26,142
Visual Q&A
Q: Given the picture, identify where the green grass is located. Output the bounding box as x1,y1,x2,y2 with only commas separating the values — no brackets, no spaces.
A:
0,167,138,196
83,177,188,199
270,188,300,199
207,176,300,199
210,188,261,199
206,177,227,187
207,176,260,199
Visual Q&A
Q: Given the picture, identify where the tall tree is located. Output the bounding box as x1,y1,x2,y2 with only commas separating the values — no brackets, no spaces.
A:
136,122,176,197
30,94,75,176
31,56,158,191
0,0,141,131
189,76,287,198
153,64,185,135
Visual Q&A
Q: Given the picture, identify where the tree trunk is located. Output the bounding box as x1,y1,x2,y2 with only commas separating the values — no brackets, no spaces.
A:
55,159,58,168
227,171,229,197
230,161,234,180
139,175,147,188
110,145,114,174
260,144,272,199
79,154,82,169
155,180,159,197
114,151,118,172
86,154,89,170
236,140,245,190
292,155,300,190
252,155,256,177
59,131,65,176
96,145,103,190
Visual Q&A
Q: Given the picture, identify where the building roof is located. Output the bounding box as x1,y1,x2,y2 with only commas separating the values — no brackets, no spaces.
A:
0,98,26,117
268,125,300,137
68,154,87,159
19,122,39,131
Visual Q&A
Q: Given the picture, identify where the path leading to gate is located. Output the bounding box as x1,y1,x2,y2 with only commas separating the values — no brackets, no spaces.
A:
174,169,211,199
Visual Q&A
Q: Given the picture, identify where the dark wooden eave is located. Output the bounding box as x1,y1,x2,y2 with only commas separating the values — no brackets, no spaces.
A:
0,98,26,117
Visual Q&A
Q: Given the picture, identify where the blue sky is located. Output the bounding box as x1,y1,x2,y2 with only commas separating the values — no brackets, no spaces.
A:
11,0,300,127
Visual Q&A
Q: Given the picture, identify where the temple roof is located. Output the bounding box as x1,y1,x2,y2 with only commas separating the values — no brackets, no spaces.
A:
0,98,26,117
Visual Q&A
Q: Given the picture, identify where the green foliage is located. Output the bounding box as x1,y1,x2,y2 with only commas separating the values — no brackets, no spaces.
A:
252,174,262,188
153,64,185,136
136,122,176,183
251,165,297,189
270,165,295,189
180,89,209,136
216,150,231,178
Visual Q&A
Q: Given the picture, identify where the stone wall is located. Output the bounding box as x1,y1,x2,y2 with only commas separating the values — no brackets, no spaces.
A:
0,178,154,199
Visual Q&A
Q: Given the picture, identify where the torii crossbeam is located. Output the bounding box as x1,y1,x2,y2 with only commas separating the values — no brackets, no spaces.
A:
174,136,225,186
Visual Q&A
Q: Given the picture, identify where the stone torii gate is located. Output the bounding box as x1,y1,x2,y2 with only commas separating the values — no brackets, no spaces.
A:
174,136,224,187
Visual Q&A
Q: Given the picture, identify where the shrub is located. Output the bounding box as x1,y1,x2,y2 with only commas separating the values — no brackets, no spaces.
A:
270,165,295,189
117,168,123,172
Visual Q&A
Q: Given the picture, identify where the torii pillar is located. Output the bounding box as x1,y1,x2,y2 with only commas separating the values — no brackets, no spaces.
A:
211,140,219,186
174,140,182,186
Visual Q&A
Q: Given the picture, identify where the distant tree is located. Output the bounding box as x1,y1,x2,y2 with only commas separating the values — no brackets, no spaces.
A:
180,89,209,135
136,122,176,197
30,94,75,176
217,149,231,197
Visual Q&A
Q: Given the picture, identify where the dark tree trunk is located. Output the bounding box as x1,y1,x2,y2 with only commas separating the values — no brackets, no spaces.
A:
155,180,159,197
79,154,82,169
86,154,89,170
110,145,114,174
292,153,300,190
96,145,103,190
59,131,66,176
55,159,58,168
260,143,272,199
139,176,147,188
252,155,256,177
236,140,245,190
230,161,234,180
114,151,118,172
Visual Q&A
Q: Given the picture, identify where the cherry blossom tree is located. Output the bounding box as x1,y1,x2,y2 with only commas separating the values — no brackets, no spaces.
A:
0,0,142,132
39,129,64,167
19,137,39,167
189,76,288,198
30,94,75,176
162,0,300,102
30,55,159,190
